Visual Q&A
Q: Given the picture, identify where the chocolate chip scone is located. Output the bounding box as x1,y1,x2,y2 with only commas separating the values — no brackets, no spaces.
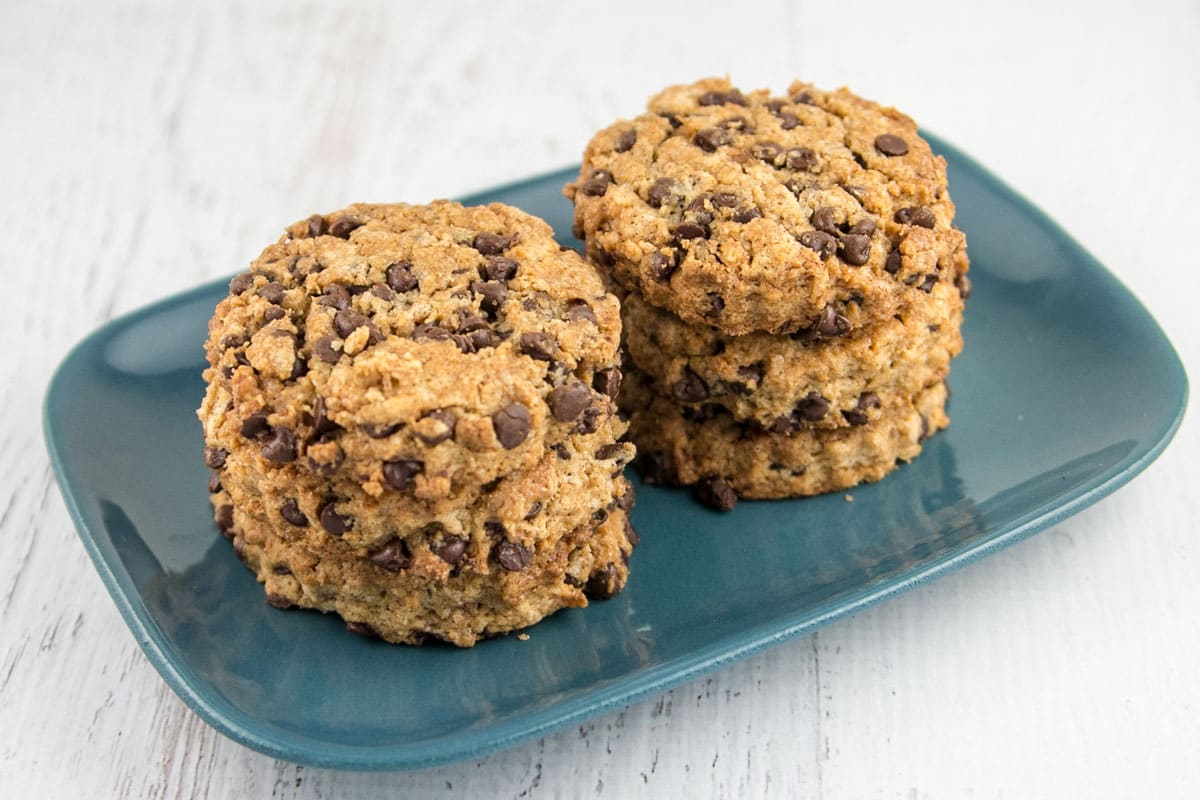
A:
566,76,969,336
199,201,636,645
622,364,949,501
621,279,963,431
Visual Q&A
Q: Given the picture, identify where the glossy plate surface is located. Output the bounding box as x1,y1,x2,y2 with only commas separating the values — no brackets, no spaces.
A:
44,137,1187,770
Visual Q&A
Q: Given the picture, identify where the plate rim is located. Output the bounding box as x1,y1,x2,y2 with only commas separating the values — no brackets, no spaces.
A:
43,135,1189,771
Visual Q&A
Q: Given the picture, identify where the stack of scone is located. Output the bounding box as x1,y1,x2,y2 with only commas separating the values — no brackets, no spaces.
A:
567,78,969,508
198,201,637,646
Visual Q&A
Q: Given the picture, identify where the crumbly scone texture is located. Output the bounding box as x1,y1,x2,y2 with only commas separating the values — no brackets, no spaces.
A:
199,201,636,645
622,365,949,499
621,280,962,431
566,76,970,336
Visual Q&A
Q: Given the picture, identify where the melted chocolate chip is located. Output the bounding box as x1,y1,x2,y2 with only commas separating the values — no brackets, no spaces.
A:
280,499,309,527
386,261,419,293
593,366,622,398
472,280,507,315
694,476,738,511
811,206,838,234
473,232,514,255
798,230,838,259
848,218,876,236
547,383,592,422
673,369,709,403
798,392,830,421
874,133,909,156
382,459,423,492
260,427,297,464
895,206,936,228
240,414,271,440
585,564,622,600
839,233,872,266
432,535,467,565
492,403,531,449
416,409,456,444
204,446,228,469
496,540,534,571
368,538,410,572
319,501,352,535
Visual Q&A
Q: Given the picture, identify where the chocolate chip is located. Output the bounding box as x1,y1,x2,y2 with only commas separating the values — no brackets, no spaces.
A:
816,303,850,337
919,415,932,441
693,127,731,152
524,502,543,521
204,446,228,469
580,169,613,197
453,329,495,353
660,112,682,128
306,214,326,238
553,443,570,460
792,91,815,105
786,147,816,171
848,218,876,236
312,335,341,363
263,306,286,322
496,540,534,571
575,405,602,435
777,112,800,130
885,248,903,274
266,593,293,609
844,392,881,426
698,90,731,106
895,206,936,228
207,471,221,493
333,309,370,338
647,177,679,208
752,141,783,163
584,564,622,600
319,501,352,535
256,282,285,305
686,194,715,225
261,426,297,464
673,369,709,403
719,115,752,131
339,622,380,640
918,274,938,293
318,284,351,310
416,409,456,444
240,414,271,439
672,221,708,241
328,216,362,238
955,273,973,299
368,537,410,572
798,392,830,421
711,191,739,208
280,499,309,527
360,422,401,439
623,516,639,546
798,230,837,259
811,206,838,234
369,283,394,302
484,520,508,539
385,261,418,293
432,536,467,565
839,234,872,266
473,232,514,255
615,129,637,152
483,256,519,281
472,280,507,315
694,475,737,511
596,443,625,460
215,503,235,533
737,363,764,386
783,177,807,197
547,383,591,422
704,293,725,318
517,331,556,361
229,273,254,295
648,251,677,281
874,133,909,156
567,299,597,324
593,366,622,398
271,563,292,575
492,403,531,448
732,207,762,223
413,323,451,342
382,459,423,492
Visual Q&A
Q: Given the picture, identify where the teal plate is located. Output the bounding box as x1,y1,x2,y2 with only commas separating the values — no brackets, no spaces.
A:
44,136,1187,771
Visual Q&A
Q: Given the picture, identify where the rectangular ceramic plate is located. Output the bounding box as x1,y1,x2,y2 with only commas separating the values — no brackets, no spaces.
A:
44,136,1187,771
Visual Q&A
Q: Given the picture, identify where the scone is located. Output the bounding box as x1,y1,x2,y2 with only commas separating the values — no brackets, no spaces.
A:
199,201,637,645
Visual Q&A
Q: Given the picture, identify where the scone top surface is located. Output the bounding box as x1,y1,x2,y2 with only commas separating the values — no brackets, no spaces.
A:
567,77,969,336
200,201,624,506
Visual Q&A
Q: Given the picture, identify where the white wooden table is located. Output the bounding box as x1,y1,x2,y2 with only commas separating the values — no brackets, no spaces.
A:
3,2,1197,797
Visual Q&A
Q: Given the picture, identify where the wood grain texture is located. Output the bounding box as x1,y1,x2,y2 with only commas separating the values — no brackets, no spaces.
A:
2,1,1197,797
